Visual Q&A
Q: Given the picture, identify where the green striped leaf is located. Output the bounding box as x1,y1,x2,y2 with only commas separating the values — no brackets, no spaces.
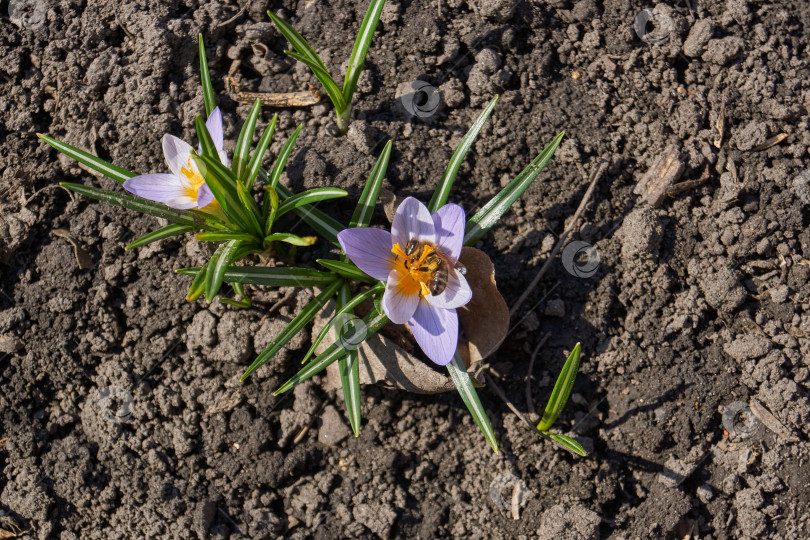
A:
185,262,208,302
350,140,391,228
336,282,363,436
447,353,498,453
264,232,317,247
39,134,135,183
192,150,254,234
242,279,343,380
176,265,337,288
274,306,389,394
126,224,194,250
61,182,206,228
464,131,564,246
538,342,581,432
233,98,262,180
285,51,346,112
199,34,216,117
315,259,375,283
342,0,386,106
267,11,330,74
244,114,278,191
195,231,258,243
206,240,243,302
276,187,348,218
428,96,498,213
303,282,384,364
547,433,587,457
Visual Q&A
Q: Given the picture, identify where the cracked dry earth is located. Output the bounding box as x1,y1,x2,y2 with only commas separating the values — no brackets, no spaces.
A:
1,0,810,538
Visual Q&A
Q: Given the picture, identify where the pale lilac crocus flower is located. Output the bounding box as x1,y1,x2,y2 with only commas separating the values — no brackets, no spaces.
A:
123,107,228,210
337,197,472,365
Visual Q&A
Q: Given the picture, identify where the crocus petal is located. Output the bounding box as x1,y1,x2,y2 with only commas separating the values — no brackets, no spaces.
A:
196,183,215,208
123,173,195,208
409,302,458,365
337,228,395,282
162,134,195,179
391,196,436,247
423,269,472,309
383,267,420,324
432,203,465,261
206,107,224,152
163,195,199,210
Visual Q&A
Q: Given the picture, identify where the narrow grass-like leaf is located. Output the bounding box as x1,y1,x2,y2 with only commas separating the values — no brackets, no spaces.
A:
236,181,264,234
206,240,243,302
244,114,278,191
192,151,253,233
547,433,587,457
342,0,386,106
264,233,317,246
267,11,330,73
336,283,363,436
233,98,262,180
177,265,337,288
276,188,348,218
126,224,193,250
303,282,384,364
276,184,344,246
242,279,343,380
61,182,207,228
264,124,301,192
350,140,391,228
284,51,346,112
39,134,135,183
195,231,257,243
274,307,389,394
428,96,498,213
199,35,216,116
538,342,581,432
464,131,564,246
447,353,499,453
195,115,222,163
186,263,208,302
315,259,375,283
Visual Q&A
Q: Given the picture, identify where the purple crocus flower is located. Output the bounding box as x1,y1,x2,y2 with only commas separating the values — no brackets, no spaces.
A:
337,197,472,365
123,107,228,210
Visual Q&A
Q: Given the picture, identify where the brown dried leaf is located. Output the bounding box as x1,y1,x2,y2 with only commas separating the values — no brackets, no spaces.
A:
51,228,93,269
378,189,397,224
457,247,510,366
633,145,685,207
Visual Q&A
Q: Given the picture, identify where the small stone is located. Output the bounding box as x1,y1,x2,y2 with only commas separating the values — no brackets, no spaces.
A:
768,284,789,303
702,36,744,65
723,334,772,361
682,18,713,57
346,122,374,155
318,405,351,446
618,206,664,261
696,483,714,503
0,333,23,353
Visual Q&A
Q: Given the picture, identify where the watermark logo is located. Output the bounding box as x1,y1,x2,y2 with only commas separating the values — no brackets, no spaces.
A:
8,0,46,30
793,170,810,204
722,401,760,440
634,8,674,45
396,80,441,120
488,472,530,513
334,313,367,350
95,386,134,423
561,241,601,278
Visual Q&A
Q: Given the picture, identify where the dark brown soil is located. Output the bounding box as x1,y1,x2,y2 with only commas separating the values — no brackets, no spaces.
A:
2,0,809,538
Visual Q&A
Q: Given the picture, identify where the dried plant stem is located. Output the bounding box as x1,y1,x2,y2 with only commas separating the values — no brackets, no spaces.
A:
509,159,608,317
525,332,552,417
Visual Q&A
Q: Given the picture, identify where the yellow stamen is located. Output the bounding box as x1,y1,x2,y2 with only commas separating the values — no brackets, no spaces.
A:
391,241,442,297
